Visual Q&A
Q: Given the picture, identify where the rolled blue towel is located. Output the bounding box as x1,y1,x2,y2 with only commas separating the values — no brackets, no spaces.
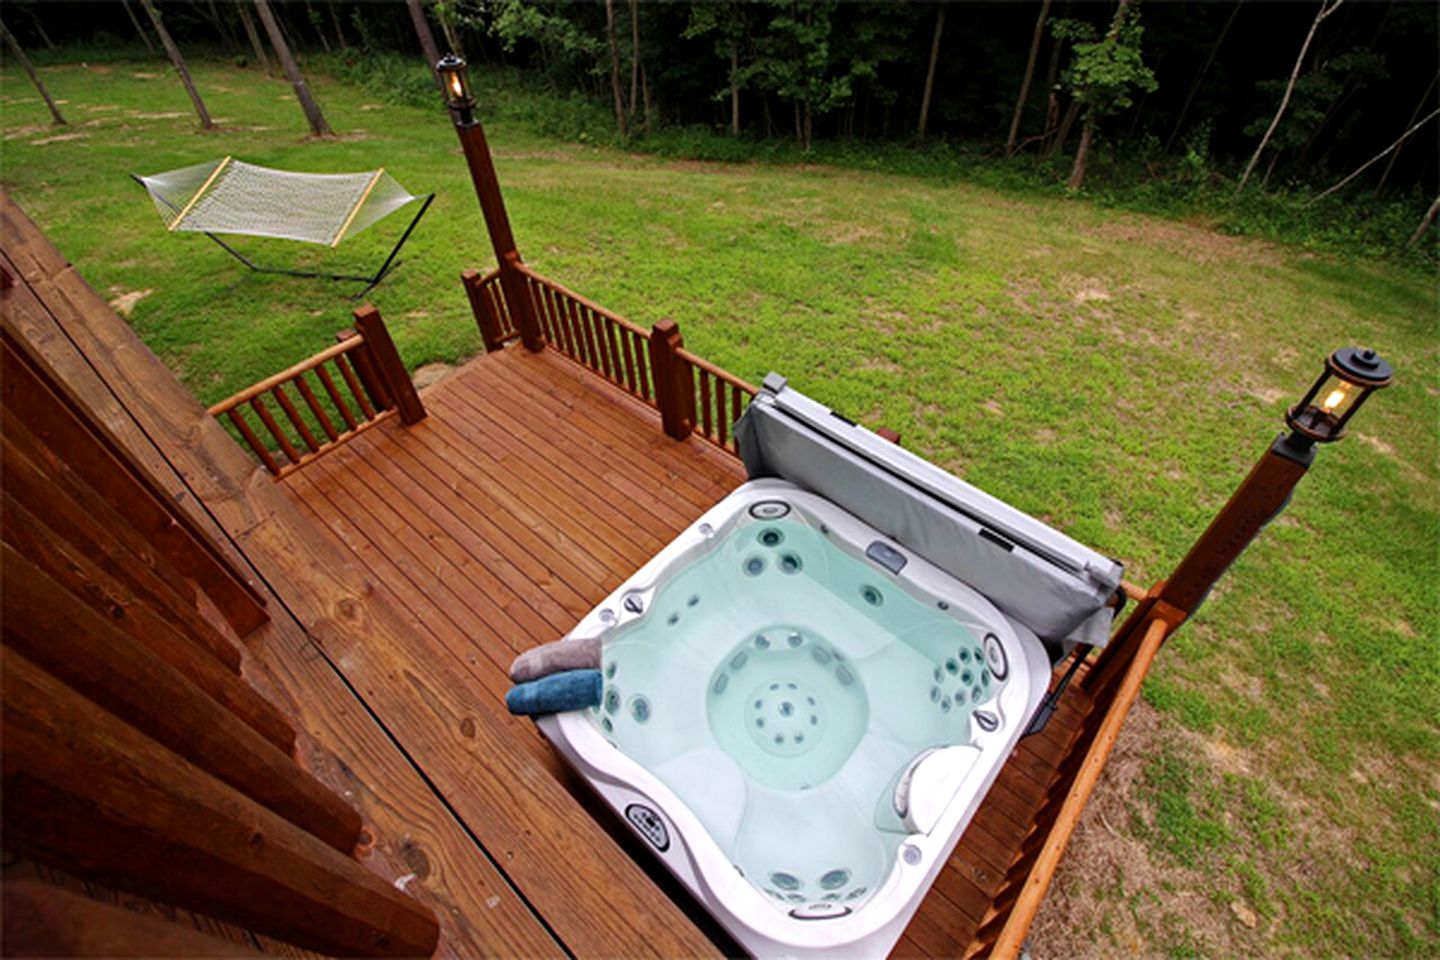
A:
506,669,603,716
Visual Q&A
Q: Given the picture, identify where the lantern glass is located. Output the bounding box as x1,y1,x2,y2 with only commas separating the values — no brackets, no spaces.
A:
436,54,472,111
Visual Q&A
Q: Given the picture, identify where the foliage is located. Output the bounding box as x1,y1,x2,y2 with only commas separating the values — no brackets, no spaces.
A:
1243,47,1386,163
1053,8,1158,122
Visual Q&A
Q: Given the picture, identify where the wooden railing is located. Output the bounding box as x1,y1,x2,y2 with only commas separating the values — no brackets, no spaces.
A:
209,305,424,479
463,263,758,454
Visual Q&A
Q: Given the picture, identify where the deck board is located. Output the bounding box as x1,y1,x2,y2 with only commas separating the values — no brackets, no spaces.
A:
3,190,1093,958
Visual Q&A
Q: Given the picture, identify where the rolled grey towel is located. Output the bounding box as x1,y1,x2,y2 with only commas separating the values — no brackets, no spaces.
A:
509,634,602,683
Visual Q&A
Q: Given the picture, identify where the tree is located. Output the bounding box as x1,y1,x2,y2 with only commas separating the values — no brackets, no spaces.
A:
916,1,946,142
1408,196,1439,247
1234,0,1343,196
685,2,750,137
253,0,332,136
1163,0,1243,153
1054,0,1156,189
138,0,214,131
1309,105,1440,204
628,0,641,130
237,2,273,77
404,0,444,92
1376,71,1438,195
0,19,66,126
1006,0,1052,156
603,0,628,137
119,0,156,54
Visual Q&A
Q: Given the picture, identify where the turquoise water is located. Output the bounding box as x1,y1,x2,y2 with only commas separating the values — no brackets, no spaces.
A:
594,511,999,908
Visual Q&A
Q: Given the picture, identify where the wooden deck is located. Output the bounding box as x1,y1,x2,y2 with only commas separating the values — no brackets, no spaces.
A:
3,192,1098,958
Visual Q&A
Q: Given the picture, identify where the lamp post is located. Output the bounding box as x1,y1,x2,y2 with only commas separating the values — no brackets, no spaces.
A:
438,54,543,352
1086,347,1394,694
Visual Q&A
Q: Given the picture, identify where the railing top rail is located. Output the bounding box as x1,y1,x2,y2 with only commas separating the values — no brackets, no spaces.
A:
675,347,759,396
208,336,368,416
511,262,651,340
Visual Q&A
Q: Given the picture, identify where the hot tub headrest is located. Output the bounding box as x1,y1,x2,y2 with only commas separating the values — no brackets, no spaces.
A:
734,375,1123,648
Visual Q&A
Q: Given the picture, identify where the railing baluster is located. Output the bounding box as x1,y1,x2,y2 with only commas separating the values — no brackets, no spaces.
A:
315,365,358,431
730,382,743,450
568,297,592,367
698,368,713,441
272,384,319,454
294,373,339,442
633,330,652,400
334,354,376,421
606,319,632,394
553,285,577,357
716,377,728,448
577,303,601,372
225,409,280,475
249,396,301,465
595,309,617,381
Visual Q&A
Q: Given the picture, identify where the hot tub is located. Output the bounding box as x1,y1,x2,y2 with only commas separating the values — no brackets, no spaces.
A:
537,479,1052,958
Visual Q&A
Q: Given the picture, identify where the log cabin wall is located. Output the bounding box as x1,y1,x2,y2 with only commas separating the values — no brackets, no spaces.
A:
0,319,440,957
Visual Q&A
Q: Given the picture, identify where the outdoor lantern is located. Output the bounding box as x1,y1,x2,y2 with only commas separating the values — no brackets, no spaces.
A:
1285,347,1394,445
437,53,475,124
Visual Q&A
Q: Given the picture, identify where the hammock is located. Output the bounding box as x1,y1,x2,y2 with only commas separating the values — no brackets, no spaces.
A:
133,157,433,295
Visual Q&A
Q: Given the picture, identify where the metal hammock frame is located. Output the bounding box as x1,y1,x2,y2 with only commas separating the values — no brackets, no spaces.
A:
132,157,434,297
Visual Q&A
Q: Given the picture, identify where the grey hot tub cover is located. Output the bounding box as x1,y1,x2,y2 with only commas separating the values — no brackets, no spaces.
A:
734,375,1123,649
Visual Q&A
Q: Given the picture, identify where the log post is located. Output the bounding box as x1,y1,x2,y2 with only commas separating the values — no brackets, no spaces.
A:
351,305,425,425
4,882,266,957
2,653,440,958
648,319,695,441
462,269,506,352
2,544,370,854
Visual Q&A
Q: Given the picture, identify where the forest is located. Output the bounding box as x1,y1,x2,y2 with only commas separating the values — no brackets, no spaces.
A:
3,1,1438,251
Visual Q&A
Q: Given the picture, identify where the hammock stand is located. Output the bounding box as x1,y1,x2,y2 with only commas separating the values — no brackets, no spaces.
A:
133,157,434,297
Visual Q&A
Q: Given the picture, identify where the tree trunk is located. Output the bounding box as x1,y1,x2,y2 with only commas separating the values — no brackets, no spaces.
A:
604,0,628,138
237,3,273,77
641,59,653,130
1006,0,1052,156
120,0,155,53
1045,99,1080,158
1376,71,1439,196
917,1,947,142
628,0,640,127
1165,0,1243,152
1235,0,1344,196
207,0,240,52
0,21,66,125
253,0,332,136
1311,106,1440,204
1408,196,1439,247
303,0,330,52
138,0,213,130
404,0,444,91
328,0,348,50
1067,118,1094,188
730,41,741,136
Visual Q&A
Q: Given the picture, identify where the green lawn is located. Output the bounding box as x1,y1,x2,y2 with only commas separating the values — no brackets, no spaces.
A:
3,56,1436,957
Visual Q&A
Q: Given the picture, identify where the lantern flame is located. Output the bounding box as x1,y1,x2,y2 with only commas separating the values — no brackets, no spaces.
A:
1320,385,1348,414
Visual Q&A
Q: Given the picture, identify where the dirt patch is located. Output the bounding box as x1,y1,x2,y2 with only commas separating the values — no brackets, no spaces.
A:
29,132,87,146
412,363,455,391
1085,215,1282,268
1069,277,1112,304
1025,702,1260,960
131,72,162,80
107,287,153,318
3,125,48,141
130,111,187,120
359,104,385,111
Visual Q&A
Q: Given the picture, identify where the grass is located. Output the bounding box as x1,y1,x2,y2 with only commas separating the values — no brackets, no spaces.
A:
3,52,1437,957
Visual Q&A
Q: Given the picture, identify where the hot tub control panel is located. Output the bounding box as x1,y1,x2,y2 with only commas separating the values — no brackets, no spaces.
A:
625,803,670,851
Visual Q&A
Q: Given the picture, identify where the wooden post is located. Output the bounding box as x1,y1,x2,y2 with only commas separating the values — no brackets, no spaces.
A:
453,119,544,352
2,545,369,854
336,328,393,413
351,305,425,425
2,654,441,958
648,319,695,441
462,269,506,351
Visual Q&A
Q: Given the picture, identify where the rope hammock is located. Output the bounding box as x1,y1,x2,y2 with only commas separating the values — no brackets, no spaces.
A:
133,157,433,295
